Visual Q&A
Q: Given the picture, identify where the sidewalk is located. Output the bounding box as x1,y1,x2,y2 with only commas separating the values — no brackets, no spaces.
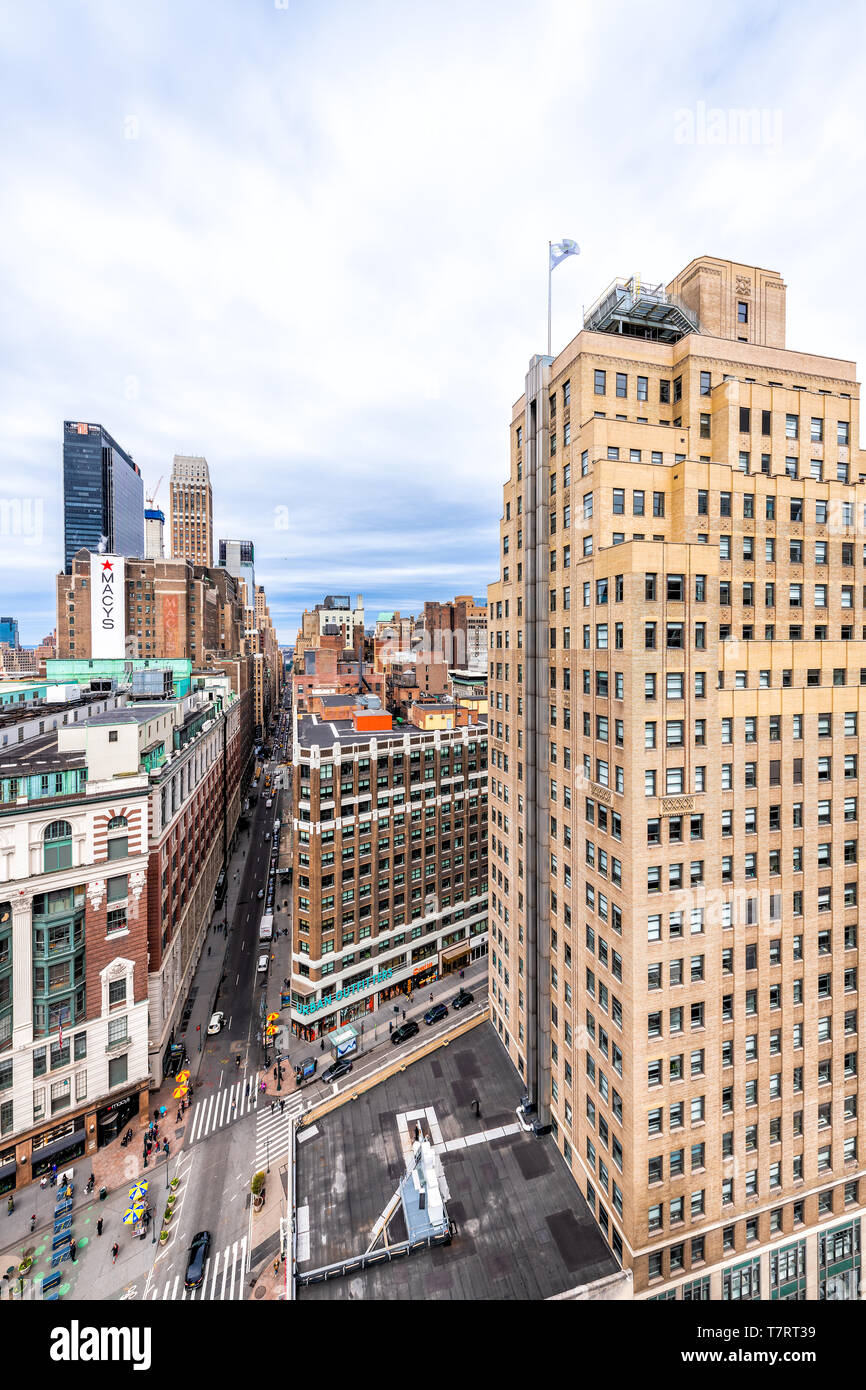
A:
0,819,257,1284
256,956,489,1100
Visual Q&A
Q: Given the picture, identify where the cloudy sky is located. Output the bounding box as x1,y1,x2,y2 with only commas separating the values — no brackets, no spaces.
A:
1,0,863,643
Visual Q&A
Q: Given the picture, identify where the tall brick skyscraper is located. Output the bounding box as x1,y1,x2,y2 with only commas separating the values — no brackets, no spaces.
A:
488,256,866,1300
169,454,213,566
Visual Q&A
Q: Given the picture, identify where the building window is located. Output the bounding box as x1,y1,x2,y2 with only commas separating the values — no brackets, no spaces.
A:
43,821,72,874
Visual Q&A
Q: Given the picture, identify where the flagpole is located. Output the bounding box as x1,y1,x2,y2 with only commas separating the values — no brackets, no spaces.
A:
547,242,552,357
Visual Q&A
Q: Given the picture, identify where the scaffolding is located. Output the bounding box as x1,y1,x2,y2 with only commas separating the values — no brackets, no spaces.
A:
584,275,700,342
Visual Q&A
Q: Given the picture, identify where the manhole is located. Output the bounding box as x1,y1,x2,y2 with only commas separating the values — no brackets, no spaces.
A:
254,1284,266,1298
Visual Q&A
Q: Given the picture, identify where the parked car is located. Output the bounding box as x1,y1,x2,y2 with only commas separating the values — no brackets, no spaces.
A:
424,1003,448,1025
391,1020,420,1045
207,1011,224,1035
257,888,264,899
452,989,474,1010
257,954,269,973
184,1231,211,1288
321,1057,353,1083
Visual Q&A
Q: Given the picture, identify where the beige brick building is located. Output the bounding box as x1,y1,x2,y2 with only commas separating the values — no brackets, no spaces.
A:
488,256,866,1300
169,454,213,566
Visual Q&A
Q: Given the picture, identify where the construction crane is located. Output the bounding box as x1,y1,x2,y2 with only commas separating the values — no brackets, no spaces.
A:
146,473,164,508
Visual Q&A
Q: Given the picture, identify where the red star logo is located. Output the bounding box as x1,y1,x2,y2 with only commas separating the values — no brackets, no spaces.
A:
102,560,113,572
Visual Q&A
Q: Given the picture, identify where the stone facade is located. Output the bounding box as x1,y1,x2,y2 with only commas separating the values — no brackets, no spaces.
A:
488,254,866,1300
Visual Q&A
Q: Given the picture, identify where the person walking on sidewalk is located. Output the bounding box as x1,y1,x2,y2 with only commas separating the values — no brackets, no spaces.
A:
111,1242,119,1264
29,1214,36,1233
96,1217,103,1237
69,1239,77,1263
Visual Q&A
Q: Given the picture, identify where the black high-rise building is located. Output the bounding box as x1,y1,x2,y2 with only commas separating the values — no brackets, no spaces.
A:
62,420,144,573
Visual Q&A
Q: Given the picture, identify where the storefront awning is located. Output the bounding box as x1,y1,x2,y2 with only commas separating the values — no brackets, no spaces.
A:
31,1127,86,1163
0,1158,16,1181
440,942,470,961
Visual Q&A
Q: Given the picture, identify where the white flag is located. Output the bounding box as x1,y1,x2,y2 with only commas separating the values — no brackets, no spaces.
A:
550,238,580,270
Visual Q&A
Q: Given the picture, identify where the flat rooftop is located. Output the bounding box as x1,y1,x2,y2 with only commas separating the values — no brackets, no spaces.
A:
295,1023,617,1301
0,732,84,776
295,713,487,751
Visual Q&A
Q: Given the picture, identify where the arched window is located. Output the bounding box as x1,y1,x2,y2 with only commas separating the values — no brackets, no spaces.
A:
106,814,129,862
43,821,72,874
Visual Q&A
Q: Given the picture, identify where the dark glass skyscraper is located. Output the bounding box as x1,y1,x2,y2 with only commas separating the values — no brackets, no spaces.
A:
62,420,144,573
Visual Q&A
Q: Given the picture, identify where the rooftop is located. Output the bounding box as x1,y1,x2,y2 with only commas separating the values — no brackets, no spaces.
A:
296,1024,618,1301
584,275,700,342
0,732,85,776
295,712,487,751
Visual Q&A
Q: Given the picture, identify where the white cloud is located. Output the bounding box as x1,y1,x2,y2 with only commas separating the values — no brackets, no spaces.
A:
1,0,865,640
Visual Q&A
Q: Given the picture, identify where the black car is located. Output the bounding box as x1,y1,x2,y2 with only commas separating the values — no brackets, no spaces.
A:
184,1230,211,1288
321,1057,353,1083
391,1020,420,1045
423,1003,448,1026
452,989,474,1010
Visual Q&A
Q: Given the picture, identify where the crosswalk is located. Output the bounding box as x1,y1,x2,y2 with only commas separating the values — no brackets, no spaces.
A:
254,1094,304,1170
186,1078,259,1144
149,1237,249,1300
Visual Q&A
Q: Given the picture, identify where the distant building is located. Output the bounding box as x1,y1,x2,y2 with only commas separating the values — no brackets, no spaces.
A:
0,618,18,648
169,455,213,566
294,595,365,669
422,595,486,671
218,539,255,603
62,421,144,574
289,707,489,1040
144,506,165,559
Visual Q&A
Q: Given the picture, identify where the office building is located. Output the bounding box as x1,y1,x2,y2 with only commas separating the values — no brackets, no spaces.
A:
288,701,489,1041
57,552,247,682
218,539,255,605
144,505,165,560
169,455,213,566
488,255,866,1300
0,619,19,649
423,595,487,671
62,421,144,574
0,679,249,1191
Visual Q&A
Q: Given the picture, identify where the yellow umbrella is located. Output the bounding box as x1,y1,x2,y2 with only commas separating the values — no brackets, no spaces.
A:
128,1182,148,1202
264,1025,278,1037
266,1013,280,1023
177,1070,190,1084
172,1084,189,1099
122,1205,147,1225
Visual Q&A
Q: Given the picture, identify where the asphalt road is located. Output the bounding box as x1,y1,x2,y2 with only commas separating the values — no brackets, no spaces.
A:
141,761,283,1301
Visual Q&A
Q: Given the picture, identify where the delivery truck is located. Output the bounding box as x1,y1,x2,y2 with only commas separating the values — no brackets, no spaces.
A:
258,913,274,942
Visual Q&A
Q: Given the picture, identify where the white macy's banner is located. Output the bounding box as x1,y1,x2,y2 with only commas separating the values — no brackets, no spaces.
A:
90,553,125,658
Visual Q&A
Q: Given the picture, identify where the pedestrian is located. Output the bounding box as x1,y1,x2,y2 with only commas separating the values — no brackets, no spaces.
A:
207,946,211,956
319,1038,325,1052
176,1108,182,1123
280,1099,285,1114
271,1100,276,1113
389,1021,393,1034
459,970,464,980
163,1140,170,1156
97,1218,103,1237
260,1079,266,1093
111,1242,119,1264
273,1066,278,1080
29,1214,36,1233
69,1239,77,1263
430,993,433,1003
402,1010,406,1021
